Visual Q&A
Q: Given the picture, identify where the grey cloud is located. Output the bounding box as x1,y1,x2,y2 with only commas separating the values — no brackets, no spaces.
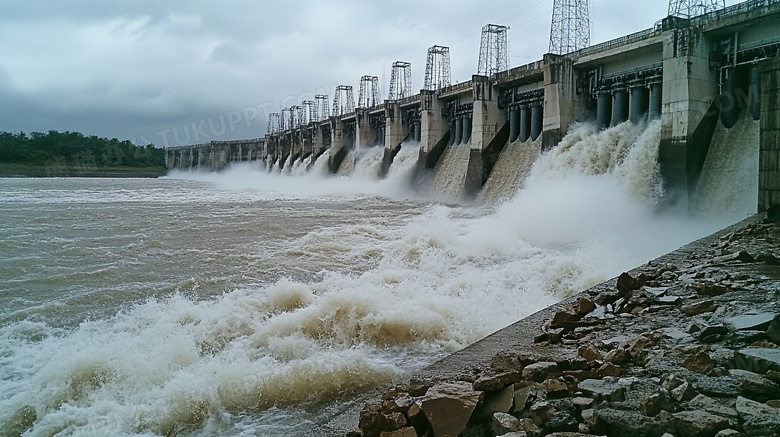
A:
0,0,740,145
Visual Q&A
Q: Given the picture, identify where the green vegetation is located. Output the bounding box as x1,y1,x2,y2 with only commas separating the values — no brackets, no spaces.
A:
0,130,166,177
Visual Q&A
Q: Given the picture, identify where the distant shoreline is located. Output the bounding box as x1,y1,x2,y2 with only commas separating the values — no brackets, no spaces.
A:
0,164,167,178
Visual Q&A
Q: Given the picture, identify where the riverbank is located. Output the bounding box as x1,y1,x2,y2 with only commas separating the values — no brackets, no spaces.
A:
331,212,780,437
0,164,167,178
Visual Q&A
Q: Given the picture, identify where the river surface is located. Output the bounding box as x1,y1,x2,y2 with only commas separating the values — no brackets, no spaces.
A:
0,120,756,436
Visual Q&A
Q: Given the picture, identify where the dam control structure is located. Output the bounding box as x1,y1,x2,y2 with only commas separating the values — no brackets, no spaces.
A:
165,0,780,212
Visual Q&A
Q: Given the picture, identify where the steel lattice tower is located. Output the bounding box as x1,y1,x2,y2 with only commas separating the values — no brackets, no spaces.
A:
389,61,413,100
424,46,451,91
301,100,315,125
358,76,380,108
314,94,329,121
333,85,355,116
280,108,291,131
549,0,590,55
267,113,281,134
478,24,509,76
668,0,725,18
290,105,303,129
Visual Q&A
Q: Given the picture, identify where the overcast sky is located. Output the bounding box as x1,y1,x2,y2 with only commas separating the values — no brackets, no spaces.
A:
0,0,740,147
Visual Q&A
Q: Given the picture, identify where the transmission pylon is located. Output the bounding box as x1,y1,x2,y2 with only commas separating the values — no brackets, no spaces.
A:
267,113,281,134
290,105,303,129
358,76,380,108
668,0,725,18
301,100,315,125
333,85,355,116
478,24,508,77
389,61,413,100
281,108,291,131
314,94,329,121
549,0,590,55
424,46,451,91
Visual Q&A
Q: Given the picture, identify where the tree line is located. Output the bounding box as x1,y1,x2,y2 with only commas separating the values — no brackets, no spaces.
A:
0,130,165,168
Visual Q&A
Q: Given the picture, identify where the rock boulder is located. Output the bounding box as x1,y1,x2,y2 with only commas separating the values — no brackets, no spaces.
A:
418,382,484,437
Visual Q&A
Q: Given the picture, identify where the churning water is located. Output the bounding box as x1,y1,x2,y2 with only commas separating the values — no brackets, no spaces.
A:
479,137,542,204
0,122,756,436
690,111,760,216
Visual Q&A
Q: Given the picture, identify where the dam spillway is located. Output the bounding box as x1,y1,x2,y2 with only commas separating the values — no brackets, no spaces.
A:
165,0,780,211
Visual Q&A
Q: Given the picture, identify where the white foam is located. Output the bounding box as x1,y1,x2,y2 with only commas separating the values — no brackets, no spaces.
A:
335,149,356,176
690,112,759,219
271,157,281,173
529,120,662,200
165,143,423,203
281,154,293,174
309,150,330,176
350,146,385,180
430,144,471,201
0,121,756,435
479,137,542,204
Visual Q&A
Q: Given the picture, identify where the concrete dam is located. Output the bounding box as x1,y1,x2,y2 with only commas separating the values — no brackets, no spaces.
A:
165,0,780,212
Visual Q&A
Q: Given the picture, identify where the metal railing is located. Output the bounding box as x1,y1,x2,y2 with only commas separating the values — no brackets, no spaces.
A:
575,0,778,58
698,0,780,22
218,138,265,145
396,94,422,107
578,26,662,57
494,60,545,82
438,80,472,95
166,137,266,150
739,36,780,52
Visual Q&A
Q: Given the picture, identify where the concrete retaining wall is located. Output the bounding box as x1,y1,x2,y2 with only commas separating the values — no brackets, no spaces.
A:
760,57,780,211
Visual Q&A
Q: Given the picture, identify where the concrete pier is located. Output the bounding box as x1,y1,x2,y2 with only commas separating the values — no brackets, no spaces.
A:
658,17,718,207
355,109,373,148
381,101,408,177
416,90,448,175
328,118,351,173
465,75,506,197
542,55,580,149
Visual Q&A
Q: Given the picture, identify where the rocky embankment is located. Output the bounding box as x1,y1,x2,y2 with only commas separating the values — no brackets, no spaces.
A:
347,213,780,437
